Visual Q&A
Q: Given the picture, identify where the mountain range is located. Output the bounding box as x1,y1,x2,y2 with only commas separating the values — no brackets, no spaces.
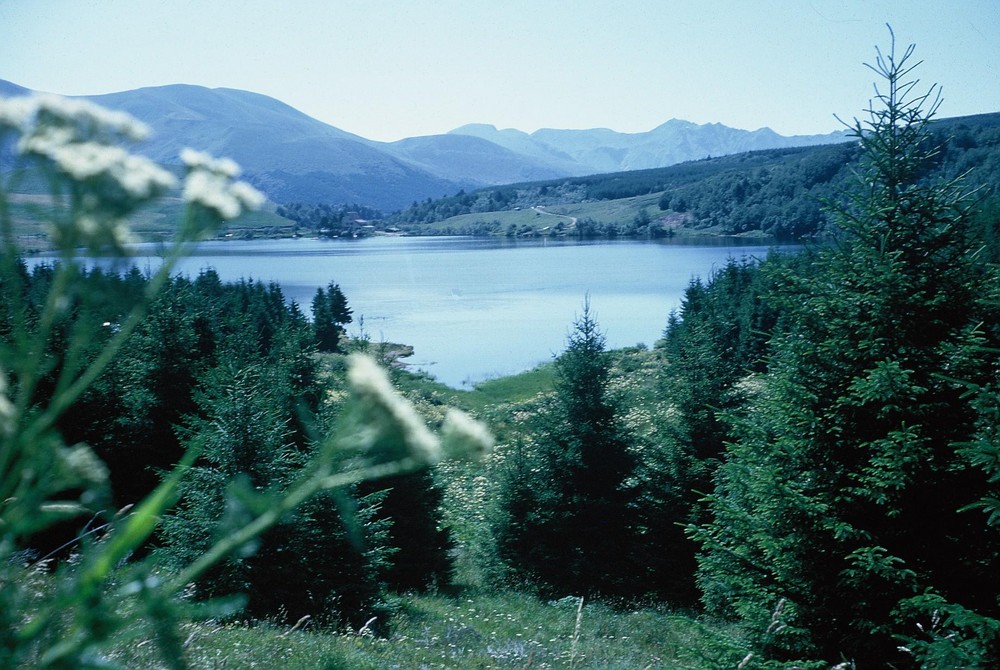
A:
0,79,852,211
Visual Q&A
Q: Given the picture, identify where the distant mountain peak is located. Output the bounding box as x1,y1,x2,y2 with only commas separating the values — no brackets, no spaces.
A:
449,123,500,133
2,79,855,210
0,79,34,97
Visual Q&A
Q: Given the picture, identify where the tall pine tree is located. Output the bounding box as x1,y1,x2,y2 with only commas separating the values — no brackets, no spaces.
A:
692,31,1000,665
496,300,639,596
312,281,352,353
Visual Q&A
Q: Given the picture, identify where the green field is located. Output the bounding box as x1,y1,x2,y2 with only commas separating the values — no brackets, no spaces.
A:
412,192,672,237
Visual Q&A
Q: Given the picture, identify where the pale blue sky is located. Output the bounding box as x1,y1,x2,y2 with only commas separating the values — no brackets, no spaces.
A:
1,1,997,141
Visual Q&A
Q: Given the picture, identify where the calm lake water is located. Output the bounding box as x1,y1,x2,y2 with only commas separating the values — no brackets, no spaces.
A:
34,236,783,388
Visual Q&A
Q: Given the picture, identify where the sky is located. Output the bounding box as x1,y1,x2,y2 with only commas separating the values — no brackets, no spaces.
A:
1,1,997,142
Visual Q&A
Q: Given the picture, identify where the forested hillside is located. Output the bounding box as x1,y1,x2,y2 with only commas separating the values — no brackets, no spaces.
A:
388,110,1000,241
3,259,457,622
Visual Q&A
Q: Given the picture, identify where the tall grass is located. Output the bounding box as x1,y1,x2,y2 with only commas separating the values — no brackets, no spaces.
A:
101,590,749,669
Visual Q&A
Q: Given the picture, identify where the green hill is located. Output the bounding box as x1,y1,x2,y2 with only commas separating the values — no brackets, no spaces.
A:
388,111,1000,241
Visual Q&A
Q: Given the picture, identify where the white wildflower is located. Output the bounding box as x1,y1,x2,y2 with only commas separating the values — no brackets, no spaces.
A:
0,95,37,131
5,93,178,254
0,367,15,437
75,214,100,237
180,148,240,177
182,169,263,220
116,153,178,199
181,147,264,220
3,93,148,144
61,444,109,487
345,354,441,465
32,93,149,141
18,137,176,199
441,409,494,461
18,127,173,253
229,180,265,208
15,124,74,157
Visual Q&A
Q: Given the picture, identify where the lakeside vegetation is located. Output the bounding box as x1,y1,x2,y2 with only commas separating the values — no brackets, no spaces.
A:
3,34,1000,669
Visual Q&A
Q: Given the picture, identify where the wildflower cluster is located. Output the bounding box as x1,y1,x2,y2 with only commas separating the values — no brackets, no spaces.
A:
342,353,443,465
1,92,264,255
180,147,264,221
338,355,493,468
441,408,495,461
0,93,150,142
2,94,176,253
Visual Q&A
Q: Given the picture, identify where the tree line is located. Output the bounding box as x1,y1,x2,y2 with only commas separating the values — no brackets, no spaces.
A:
275,202,384,237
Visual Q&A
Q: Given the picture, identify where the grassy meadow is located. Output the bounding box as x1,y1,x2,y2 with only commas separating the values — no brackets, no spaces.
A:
102,590,746,669
404,192,673,238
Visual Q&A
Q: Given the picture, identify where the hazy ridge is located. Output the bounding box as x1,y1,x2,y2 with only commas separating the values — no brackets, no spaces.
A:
1,79,852,211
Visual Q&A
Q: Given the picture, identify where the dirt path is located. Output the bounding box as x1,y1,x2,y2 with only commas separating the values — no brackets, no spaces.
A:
531,206,578,227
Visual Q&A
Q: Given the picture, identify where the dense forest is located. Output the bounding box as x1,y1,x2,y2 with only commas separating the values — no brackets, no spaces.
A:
3,260,450,619
3,37,1000,668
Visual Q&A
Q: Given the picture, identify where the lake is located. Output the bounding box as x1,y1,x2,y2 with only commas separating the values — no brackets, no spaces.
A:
33,236,783,388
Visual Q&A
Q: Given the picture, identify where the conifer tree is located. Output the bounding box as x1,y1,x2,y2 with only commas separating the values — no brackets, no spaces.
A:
86,278,203,507
159,362,386,624
692,30,1000,665
638,258,785,605
361,470,454,592
312,281,352,353
496,300,639,596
